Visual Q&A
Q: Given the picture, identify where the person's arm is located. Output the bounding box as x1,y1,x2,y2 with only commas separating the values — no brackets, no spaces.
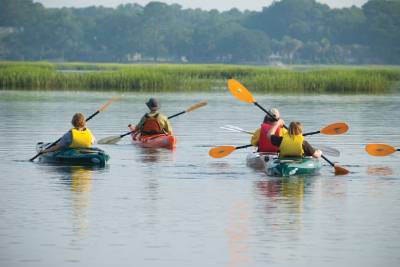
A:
303,140,322,158
267,119,284,139
128,115,146,132
251,128,261,146
41,131,71,154
42,143,64,154
165,118,173,135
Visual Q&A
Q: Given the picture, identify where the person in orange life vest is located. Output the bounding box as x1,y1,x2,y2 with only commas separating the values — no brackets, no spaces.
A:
267,119,322,158
251,108,286,153
128,98,173,136
41,113,96,154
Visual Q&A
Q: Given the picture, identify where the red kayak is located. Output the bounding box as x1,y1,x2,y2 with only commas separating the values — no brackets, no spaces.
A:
131,132,177,149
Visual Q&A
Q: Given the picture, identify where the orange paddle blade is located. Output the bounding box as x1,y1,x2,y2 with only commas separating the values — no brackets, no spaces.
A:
186,100,207,112
209,146,236,158
227,79,255,103
365,144,397,156
320,122,349,135
98,96,121,112
334,164,349,175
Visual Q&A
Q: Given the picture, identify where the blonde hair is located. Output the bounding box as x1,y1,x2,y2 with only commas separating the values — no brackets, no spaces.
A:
288,121,303,136
71,113,86,128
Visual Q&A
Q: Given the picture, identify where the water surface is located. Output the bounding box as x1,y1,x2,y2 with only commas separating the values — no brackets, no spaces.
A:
0,90,399,267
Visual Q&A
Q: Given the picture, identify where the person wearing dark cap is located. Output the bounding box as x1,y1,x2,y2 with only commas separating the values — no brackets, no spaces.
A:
128,98,173,136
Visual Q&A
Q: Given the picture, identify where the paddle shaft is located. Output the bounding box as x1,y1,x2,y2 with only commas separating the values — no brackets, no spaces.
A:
303,131,320,136
321,155,334,167
29,110,100,161
236,144,253,150
120,111,188,138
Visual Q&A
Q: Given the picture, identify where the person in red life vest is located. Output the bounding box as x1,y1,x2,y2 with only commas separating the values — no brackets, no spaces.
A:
128,98,173,137
41,113,96,154
250,108,286,153
267,119,322,158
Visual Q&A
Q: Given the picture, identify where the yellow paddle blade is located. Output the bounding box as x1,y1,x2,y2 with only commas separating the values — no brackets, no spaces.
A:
186,100,208,112
334,164,349,175
227,79,255,103
97,135,123,144
209,146,236,158
98,96,121,112
365,144,396,156
320,122,349,135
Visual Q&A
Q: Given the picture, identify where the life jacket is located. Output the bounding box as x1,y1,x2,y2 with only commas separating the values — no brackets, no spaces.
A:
140,113,165,135
258,123,280,153
279,132,304,157
70,128,93,148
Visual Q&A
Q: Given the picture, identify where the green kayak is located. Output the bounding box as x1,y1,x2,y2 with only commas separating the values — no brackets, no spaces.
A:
36,142,109,166
266,156,321,177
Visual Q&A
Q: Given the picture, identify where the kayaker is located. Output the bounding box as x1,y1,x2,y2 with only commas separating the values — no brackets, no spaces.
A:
128,98,173,136
251,108,286,153
267,119,322,158
41,113,96,154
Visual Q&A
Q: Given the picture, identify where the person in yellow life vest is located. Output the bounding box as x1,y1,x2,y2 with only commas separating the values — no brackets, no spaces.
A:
251,108,287,153
267,119,322,158
128,98,173,136
41,113,96,154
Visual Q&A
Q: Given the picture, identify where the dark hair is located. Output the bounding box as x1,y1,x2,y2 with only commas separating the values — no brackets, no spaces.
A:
263,114,275,123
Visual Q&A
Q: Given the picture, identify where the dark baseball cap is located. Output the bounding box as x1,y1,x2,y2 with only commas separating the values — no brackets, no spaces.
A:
146,98,159,110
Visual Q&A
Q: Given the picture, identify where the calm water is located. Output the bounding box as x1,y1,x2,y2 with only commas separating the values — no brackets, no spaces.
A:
0,90,399,267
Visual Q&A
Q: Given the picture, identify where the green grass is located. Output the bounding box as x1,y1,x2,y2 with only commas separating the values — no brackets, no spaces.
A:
0,61,399,93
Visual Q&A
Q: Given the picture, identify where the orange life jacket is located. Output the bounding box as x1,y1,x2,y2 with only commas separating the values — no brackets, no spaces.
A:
140,113,165,135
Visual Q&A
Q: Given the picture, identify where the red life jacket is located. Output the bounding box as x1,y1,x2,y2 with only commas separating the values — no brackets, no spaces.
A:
141,113,165,135
258,123,280,153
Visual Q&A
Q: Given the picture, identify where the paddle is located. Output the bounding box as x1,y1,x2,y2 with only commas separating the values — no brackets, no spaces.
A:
222,122,348,137
209,145,253,158
220,126,341,158
365,144,399,157
29,96,119,162
227,79,349,175
97,100,208,144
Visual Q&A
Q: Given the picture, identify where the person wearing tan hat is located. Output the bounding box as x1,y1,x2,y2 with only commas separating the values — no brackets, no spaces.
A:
250,108,287,153
128,98,173,136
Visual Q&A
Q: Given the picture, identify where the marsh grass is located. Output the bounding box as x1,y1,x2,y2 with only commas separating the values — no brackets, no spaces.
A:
0,61,399,93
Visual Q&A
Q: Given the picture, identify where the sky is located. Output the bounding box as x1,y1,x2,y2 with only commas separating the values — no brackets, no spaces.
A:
34,0,369,11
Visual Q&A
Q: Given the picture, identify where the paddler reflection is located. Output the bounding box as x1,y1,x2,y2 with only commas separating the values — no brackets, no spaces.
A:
59,166,94,235
256,177,310,233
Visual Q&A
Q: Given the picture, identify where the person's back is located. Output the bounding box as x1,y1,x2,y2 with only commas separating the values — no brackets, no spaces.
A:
41,113,96,154
130,98,173,136
251,108,282,153
267,120,322,158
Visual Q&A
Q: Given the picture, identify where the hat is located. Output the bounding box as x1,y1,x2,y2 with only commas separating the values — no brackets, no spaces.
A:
268,108,280,119
146,98,159,110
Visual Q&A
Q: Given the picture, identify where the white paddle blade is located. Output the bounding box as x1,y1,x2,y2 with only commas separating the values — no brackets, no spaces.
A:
314,144,340,157
97,136,123,144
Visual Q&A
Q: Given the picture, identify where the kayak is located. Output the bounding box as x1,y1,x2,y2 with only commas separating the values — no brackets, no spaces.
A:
131,133,177,149
36,142,109,166
266,157,321,177
247,152,321,176
246,152,277,170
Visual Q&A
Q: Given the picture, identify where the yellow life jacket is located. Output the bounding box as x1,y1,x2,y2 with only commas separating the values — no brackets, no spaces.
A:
279,132,304,157
70,128,93,148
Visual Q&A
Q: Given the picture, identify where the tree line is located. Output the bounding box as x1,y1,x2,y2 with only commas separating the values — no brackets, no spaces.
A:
0,0,399,64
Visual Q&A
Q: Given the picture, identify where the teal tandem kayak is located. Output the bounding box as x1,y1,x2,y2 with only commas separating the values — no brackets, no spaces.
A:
266,156,321,176
36,143,110,166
